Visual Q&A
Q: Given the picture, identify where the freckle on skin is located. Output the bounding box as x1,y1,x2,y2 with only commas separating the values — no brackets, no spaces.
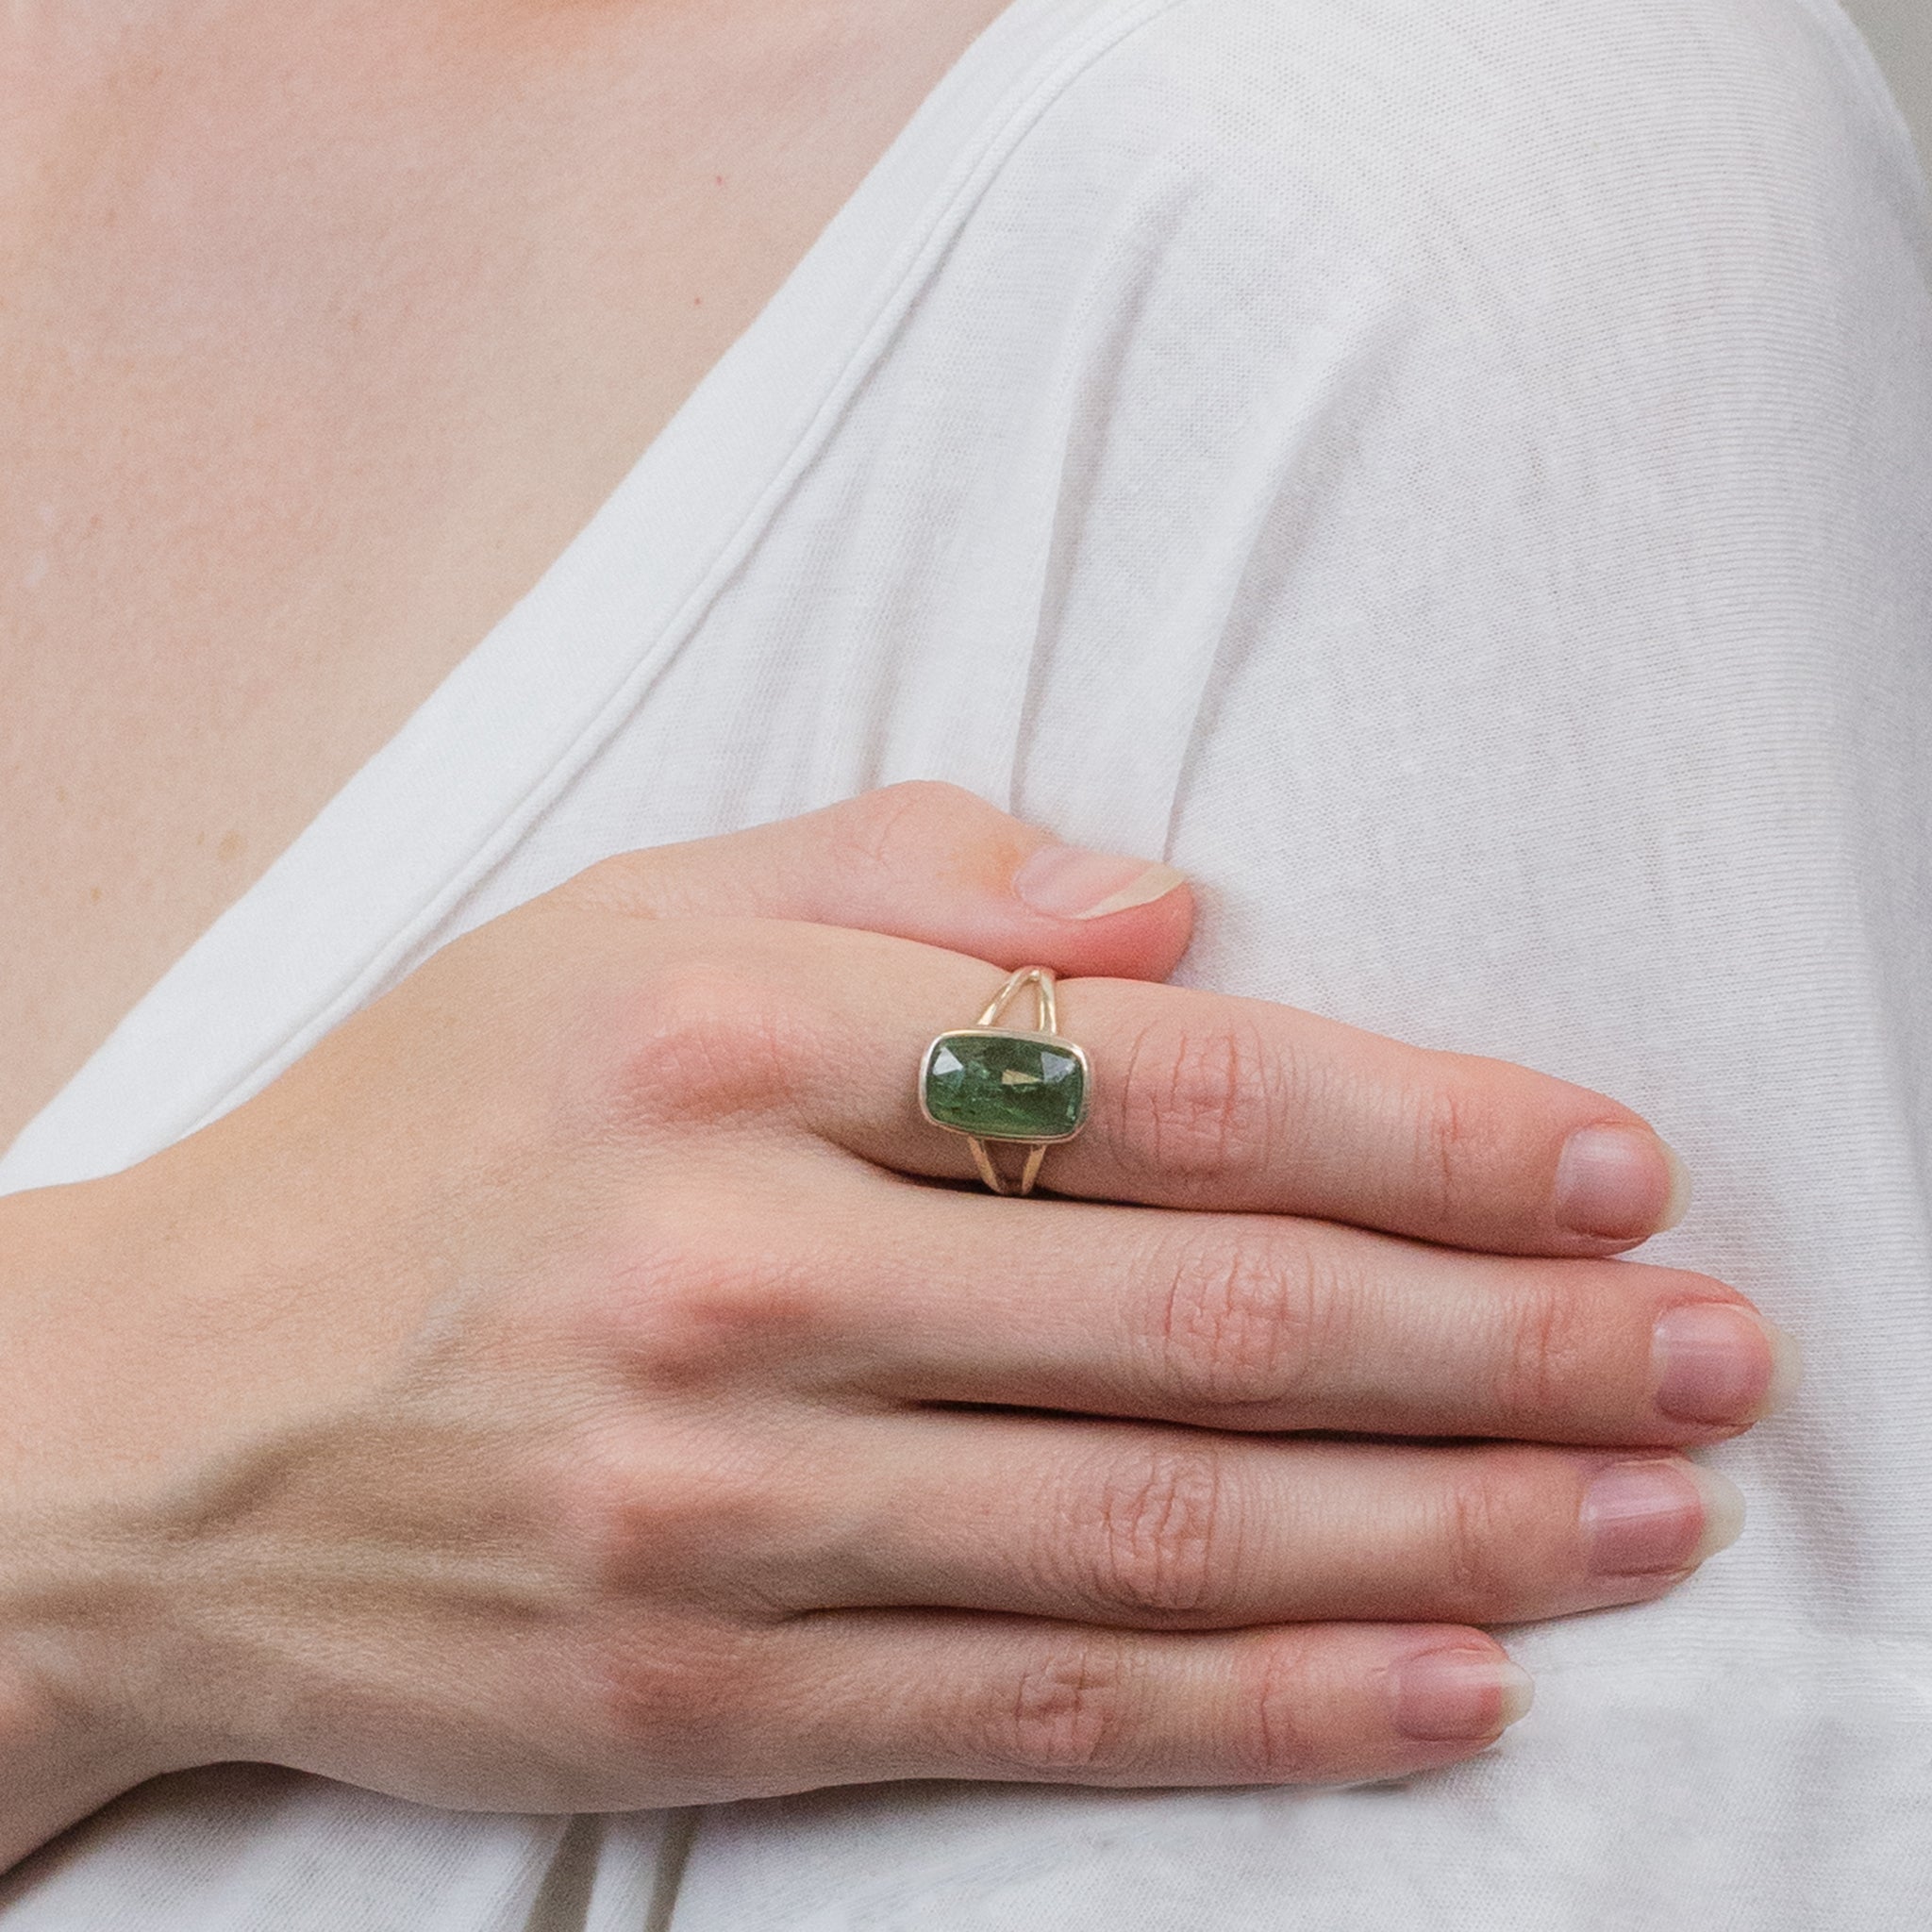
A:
89,887,102,906
218,831,244,863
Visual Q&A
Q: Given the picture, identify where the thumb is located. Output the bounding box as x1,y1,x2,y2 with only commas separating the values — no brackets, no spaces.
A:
555,781,1194,982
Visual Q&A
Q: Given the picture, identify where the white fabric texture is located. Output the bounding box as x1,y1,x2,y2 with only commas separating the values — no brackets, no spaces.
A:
5,0,1929,1924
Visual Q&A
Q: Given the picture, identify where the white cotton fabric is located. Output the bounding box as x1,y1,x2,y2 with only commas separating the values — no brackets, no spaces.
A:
5,0,1930,1924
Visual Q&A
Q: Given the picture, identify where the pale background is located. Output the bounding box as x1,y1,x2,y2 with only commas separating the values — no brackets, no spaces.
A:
1843,0,1931,171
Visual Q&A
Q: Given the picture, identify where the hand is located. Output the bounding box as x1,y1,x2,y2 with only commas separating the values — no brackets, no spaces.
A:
0,784,1795,1861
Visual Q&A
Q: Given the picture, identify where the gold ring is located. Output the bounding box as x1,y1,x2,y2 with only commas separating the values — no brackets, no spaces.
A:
918,966,1091,1196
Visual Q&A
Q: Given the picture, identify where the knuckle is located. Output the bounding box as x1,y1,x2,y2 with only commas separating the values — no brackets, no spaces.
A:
602,1211,825,1391
1242,1633,1327,1780
1074,1446,1231,1617
1433,1460,1534,1614
975,1640,1136,1774
1113,1009,1291,1188
830,780,1005,874
1491,1274,1592,1421
1407,1075,1505,1225
1156,1225,1325,1411
549,1435,779,1597
591,1622,767,1761
601,958,809,1127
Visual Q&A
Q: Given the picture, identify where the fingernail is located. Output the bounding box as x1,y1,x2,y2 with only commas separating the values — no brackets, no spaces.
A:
1393,1649,1536,1740
1582,1459,1744,1575
1658,1141,1693,1229
1554,1125,1685,1240
1652,1304,1803,1425
1012,845,1189,920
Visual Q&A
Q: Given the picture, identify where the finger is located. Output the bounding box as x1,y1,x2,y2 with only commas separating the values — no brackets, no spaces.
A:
784,1178,1797,1445
762,924,1692,1254
552,779,1193,982
781,1421,1742,1629
757,1611,1535,1789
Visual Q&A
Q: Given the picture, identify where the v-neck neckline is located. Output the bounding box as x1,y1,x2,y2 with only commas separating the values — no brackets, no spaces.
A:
3,0,1182,1194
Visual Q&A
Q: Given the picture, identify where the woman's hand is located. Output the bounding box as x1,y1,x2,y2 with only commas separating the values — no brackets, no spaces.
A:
0,784,1795,1863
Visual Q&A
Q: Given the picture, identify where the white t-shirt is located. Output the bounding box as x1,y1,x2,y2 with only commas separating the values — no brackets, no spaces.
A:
5,0,1928,1925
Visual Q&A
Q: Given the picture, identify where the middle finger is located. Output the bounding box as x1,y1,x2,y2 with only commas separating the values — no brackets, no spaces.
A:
765,1170,1795,1447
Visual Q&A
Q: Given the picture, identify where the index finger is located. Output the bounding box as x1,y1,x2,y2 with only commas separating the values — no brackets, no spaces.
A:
773,928,1689,1257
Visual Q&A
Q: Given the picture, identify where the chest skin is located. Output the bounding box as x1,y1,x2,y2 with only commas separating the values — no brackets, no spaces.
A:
0,0,1008,1152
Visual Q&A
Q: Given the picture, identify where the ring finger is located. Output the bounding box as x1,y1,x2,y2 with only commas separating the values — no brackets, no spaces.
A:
781,1415,1744,1630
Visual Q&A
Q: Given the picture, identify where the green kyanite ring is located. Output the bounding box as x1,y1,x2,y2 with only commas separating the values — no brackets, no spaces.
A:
919,966,1091,1197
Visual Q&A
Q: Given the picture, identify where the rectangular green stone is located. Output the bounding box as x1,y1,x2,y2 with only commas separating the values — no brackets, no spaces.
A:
922,1029,1090,1142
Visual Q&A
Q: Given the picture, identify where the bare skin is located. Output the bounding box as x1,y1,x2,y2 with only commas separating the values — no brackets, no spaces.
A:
0,0,1009,1146
0,784,1795,1873
0,0,1801,1889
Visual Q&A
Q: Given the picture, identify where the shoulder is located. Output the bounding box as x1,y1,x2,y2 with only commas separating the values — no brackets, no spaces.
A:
964,0,1930,411
1017,0,1927,268
1053,0,1916,157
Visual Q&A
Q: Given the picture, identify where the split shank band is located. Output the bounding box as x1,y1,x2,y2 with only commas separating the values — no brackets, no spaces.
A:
917,966,1092,1196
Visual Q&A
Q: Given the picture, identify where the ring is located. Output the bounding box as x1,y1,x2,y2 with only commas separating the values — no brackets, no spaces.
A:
918,966,1091,1196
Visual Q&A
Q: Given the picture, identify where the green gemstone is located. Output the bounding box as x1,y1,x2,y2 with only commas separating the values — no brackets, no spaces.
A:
922,1030,1089,1142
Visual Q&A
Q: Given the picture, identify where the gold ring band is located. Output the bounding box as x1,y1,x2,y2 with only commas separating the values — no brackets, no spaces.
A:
917,966,1091,1196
